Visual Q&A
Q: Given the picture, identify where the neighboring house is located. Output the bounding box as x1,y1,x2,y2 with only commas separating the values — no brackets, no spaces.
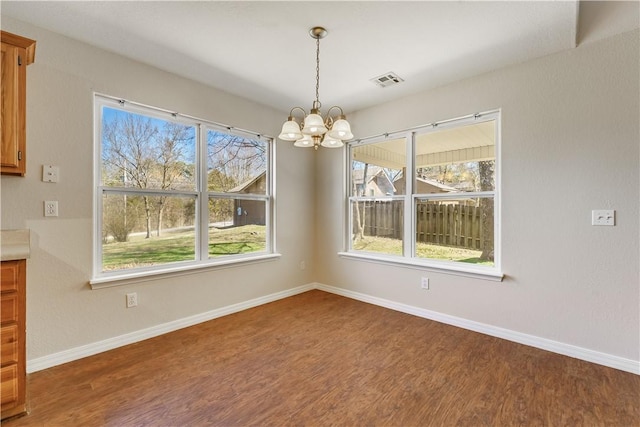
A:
394,174,483,206
393,174,460,195
353,166,468,198
352,167,396,197
228,172,266,226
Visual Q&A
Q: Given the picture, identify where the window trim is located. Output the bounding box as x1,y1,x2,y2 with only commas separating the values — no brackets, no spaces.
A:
89,253,282,289
345,110,503,281
91,93,277,286
337,251,504,281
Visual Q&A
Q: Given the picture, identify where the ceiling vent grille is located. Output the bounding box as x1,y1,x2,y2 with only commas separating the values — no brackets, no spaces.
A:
371,72,405,88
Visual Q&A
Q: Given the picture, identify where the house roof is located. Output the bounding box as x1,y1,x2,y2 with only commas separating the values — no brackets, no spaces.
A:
351,166,387,185
415,177,459,193
228,172,265,193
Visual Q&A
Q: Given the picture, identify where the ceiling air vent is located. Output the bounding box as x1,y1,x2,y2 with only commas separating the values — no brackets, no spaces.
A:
371,72,404,88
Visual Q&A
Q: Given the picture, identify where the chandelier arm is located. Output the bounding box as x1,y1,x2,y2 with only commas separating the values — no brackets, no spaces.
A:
325,106,347,129
289,107,307,121
325,106,345,119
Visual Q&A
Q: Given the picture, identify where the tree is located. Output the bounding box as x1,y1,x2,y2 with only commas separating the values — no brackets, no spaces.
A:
208,169,235,224
102,111,194,240
417,163,478,189
478,160,494,261
206,131,266,228
103,112,156,238
416,159,494,260
154,122,193,236
103,195,136,243
352,161,369,242
207,131,265,192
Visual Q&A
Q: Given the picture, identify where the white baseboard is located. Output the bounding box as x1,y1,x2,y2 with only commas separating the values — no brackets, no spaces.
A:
27,284,314,373
313,282,640,375
28,282,639,375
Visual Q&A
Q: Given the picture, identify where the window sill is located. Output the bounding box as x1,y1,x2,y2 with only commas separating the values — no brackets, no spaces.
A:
337,251,504,282
90,253,282,289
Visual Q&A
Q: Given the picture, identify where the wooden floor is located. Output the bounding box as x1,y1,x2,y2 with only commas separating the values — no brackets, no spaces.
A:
3,290,639,426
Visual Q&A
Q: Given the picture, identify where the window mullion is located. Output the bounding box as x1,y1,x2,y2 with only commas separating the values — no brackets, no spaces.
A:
492,117,501,271
267,136,275,253
198,125,209,261
415,191,495,201
346,147,353,251
404,132,413,258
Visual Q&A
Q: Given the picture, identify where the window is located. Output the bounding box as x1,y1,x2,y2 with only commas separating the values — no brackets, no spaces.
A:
347,111,501,278
350,136,406,256
93,95,274,283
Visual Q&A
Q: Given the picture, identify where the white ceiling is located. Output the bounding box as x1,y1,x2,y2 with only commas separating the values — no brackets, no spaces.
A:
2,1,638,114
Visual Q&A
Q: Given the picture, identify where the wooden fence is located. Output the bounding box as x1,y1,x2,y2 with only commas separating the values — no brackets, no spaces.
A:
354,200,487,250
355,200,404,240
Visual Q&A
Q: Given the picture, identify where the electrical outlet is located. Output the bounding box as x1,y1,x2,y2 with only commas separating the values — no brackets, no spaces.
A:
421,277,429,290
126,292,138,308
44,201,58,217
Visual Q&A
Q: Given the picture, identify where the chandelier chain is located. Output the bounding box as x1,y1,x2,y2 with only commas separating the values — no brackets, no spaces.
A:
315,37,320,106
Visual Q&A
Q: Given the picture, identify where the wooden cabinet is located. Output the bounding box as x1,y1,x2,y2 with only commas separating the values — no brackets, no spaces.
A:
0,260,26,419
1,31,36,176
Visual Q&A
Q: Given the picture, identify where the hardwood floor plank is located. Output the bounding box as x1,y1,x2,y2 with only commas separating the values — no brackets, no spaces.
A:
2,290,639,426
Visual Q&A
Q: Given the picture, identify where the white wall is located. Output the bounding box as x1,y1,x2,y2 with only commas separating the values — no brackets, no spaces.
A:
2,16,638,373
316,30,640,365
0,17,316,362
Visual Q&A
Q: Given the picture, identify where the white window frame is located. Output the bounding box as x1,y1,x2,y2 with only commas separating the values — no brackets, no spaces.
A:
342,111,503,281
91,94,277,288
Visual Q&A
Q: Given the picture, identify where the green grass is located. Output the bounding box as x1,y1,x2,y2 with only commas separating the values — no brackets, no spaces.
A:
102,224,266,271
353,235,493,265
103,225,490,272
209,225,266,256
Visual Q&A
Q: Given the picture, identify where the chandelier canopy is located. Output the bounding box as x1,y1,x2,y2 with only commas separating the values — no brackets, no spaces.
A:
278,26,353,150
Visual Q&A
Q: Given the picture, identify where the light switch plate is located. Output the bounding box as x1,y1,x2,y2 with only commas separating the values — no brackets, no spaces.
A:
42,165,60,183
592,209,615,226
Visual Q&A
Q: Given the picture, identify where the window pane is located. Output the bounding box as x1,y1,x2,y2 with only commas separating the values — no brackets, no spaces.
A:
208,198,266,257
414,197,494,266
101,107,196,190
415,120,495,193
101,193,196,271
351,138,405,196
207,130,267,194
351,199,404,256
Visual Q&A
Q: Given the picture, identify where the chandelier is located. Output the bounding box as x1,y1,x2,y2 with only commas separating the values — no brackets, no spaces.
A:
278,26,353,150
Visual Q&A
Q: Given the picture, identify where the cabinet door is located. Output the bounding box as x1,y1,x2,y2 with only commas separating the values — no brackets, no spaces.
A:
0,42,25,174
0,260,26,419
0,365,18,406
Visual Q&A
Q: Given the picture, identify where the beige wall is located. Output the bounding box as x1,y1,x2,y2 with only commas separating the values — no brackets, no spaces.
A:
2,15,638,369
315,29,639,362
0,17,316,362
